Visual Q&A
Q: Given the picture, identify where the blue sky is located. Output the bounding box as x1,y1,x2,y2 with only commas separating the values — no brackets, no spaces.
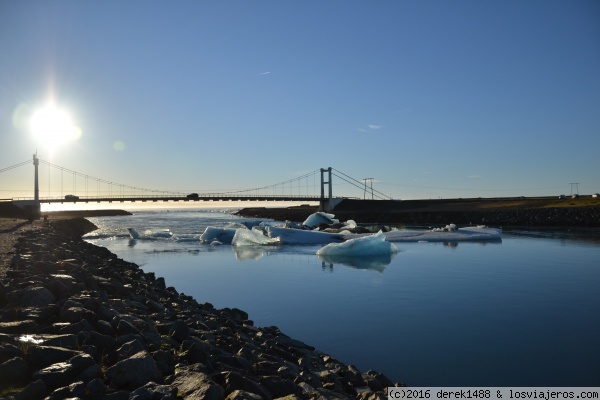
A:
1,0,599,201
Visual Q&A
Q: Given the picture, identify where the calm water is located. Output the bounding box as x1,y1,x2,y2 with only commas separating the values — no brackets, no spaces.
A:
85,209,600,386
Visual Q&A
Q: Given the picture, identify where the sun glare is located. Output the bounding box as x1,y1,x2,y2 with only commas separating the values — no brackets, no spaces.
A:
29,104,81,151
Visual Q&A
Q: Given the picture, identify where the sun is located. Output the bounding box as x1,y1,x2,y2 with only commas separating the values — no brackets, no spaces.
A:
29,104,81,151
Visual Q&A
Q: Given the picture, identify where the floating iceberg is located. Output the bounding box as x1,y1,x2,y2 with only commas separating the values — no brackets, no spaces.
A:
200,226,244,244
302,212,339,228
317,231,398,257
232,228,280,246
369,225,502,242
267,226,345,244
127,228,173,240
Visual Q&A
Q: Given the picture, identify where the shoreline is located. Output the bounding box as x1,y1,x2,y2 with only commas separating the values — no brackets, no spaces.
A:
0,217,400,399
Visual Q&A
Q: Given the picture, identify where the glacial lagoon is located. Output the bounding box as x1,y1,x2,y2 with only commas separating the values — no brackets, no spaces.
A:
85,210,600,386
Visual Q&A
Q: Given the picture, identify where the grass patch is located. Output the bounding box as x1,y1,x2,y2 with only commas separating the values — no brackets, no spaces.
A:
542,197,600,208
476,197,600,210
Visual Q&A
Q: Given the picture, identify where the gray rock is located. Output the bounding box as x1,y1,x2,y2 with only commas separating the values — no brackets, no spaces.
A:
77,363,102,383
179,339,213,365
26,345,81,369
6,287,56,307
214,353,252,372
96,319,114,335
86,378,107,399
13,379,48,400
61,306,98,324
259,376,303,399
169,367,225,400
104,350,160,390
0,320,38,334
0,341,24,364
96,305,120,321
41,334,79,349
0,356,30,387
79,330,117,354
57,318,95,334
116,339,146,360
115,318,141,336
32,353,95,389
362,370,394,392
222,371,271,400
226,390,264,400
169,319,191,342
130,382,178,400
44,274,76,298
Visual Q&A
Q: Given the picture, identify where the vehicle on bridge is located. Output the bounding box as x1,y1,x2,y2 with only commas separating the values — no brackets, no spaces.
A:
186,193,199,199
64,194,79,200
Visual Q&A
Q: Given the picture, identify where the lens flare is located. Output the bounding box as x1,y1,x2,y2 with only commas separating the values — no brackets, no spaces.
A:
113,140,125,151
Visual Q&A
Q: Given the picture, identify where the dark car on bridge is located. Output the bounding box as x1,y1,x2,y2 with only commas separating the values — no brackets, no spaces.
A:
186,193,199,199
64,194,79,200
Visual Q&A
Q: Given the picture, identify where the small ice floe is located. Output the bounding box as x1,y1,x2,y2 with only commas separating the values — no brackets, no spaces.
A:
232,228,280,246
317,231,398,257
349,225,502,242
19,335,44,344
302,212,339,228
127,228,140,239
209,240,223,246
127,228,173,240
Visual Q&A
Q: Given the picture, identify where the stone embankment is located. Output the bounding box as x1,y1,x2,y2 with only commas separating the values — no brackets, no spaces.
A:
236,206,600,227
0,218,399,399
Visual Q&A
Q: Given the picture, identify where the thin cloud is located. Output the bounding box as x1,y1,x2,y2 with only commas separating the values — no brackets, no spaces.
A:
358,124,384,133
258,71,271,76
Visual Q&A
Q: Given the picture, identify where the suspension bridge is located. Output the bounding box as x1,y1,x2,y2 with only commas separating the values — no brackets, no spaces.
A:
1,154,394,217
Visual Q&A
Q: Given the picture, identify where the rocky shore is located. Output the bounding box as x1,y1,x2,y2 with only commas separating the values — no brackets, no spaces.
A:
0,217,399,399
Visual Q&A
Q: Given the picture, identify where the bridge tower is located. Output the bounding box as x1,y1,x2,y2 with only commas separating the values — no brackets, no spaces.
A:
320,167,333,211
30,153,41,219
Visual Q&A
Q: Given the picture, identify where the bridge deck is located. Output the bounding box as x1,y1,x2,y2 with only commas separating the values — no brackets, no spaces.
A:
22,195,335,204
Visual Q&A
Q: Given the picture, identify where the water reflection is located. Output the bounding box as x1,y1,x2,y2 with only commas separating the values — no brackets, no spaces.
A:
232,246,279,261
504,228,600,245
424,238,502,248
316,252,396,273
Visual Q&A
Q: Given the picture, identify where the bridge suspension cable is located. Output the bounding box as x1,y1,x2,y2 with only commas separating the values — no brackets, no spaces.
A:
331,168,393,200
218,169,321,196
34,158,183,199
0,159,32,174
